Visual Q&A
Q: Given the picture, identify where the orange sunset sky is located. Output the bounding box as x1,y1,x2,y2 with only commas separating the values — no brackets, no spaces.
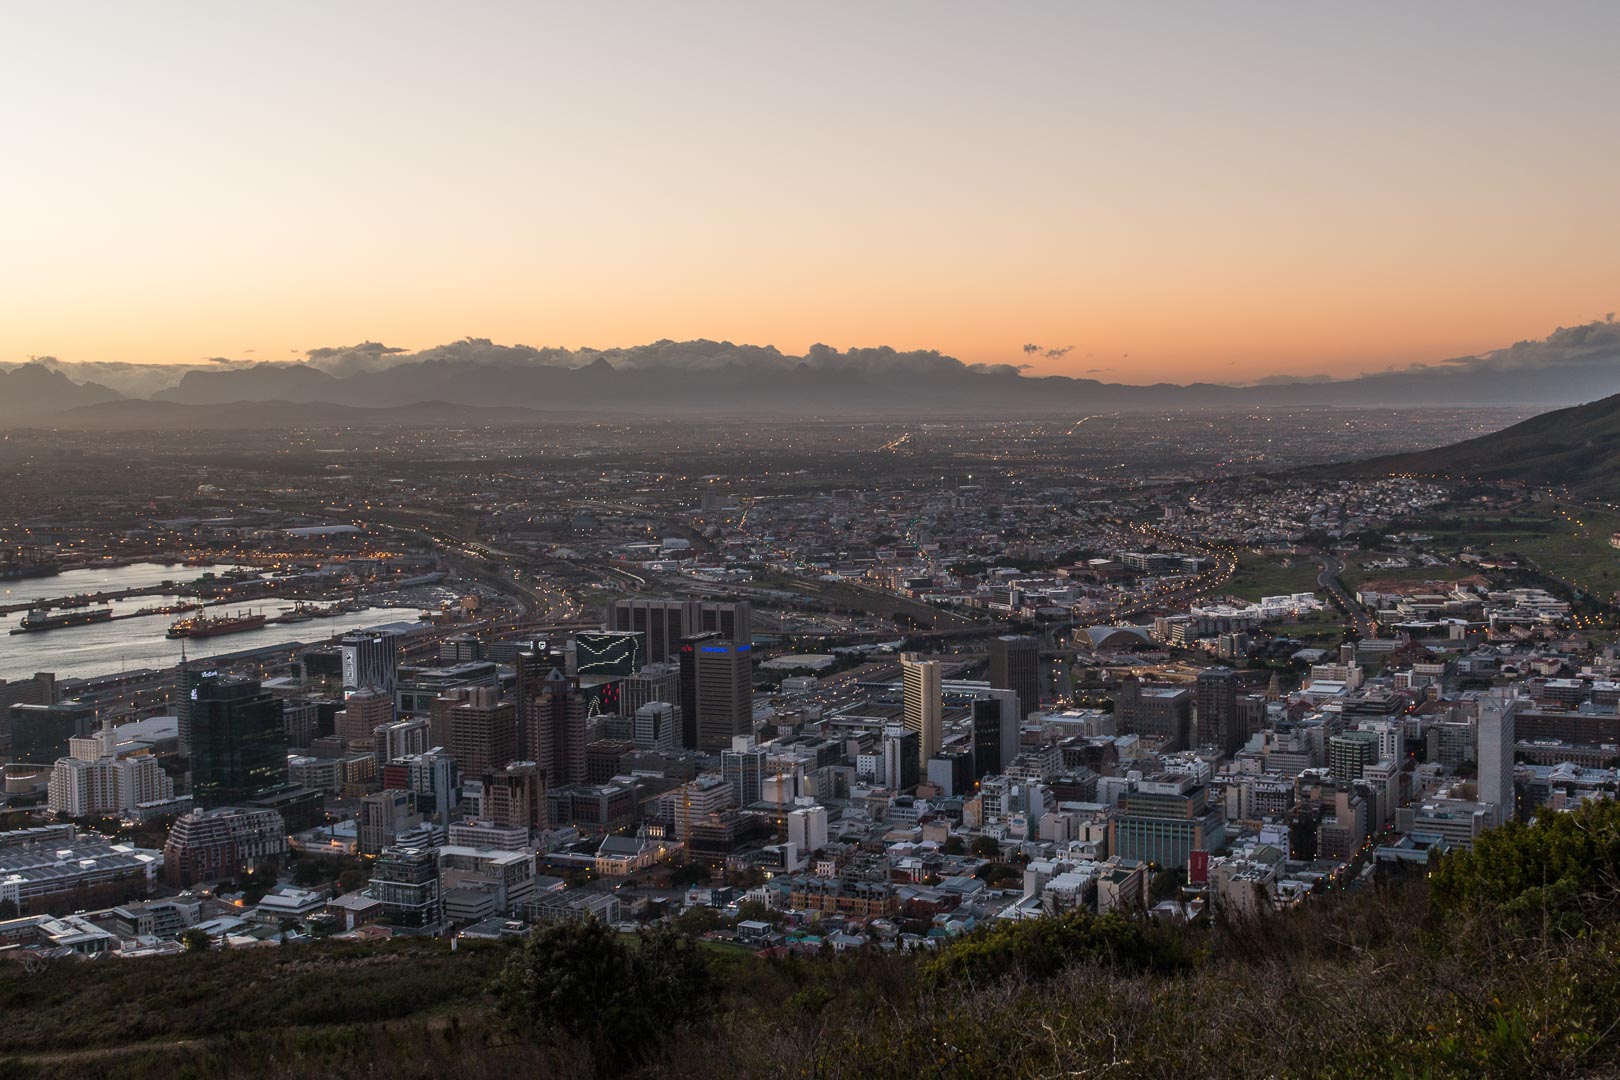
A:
3,3,1617,384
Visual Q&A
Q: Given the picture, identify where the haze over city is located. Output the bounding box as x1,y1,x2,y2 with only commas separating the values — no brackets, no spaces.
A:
7,6,1620,1079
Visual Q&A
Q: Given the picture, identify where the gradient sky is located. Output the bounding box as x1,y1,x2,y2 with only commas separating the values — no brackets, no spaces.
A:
3,2,1618,383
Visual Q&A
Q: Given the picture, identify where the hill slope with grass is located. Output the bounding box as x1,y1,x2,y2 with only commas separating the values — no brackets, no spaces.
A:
1349,390,1620,492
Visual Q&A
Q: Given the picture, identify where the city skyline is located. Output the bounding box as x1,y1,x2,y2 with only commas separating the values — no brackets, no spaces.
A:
5,3,1619,384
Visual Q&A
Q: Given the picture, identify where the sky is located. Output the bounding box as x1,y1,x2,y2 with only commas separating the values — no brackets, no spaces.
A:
2,2,1618,384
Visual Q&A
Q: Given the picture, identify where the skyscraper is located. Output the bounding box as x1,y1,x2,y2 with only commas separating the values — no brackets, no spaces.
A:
520,666,588,785
483,761,548,833
988,635,1041,721
610,599,752,663
695,639,753,750
341,630,401,697
678,631,720,749
445,687,518,779
1195,667,1243,756
721,736,767,806
971,696,1004,779
190,674,288,808
901,654,942,775
1478,691,1519,826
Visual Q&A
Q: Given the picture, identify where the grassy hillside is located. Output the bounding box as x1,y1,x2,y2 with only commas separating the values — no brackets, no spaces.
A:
6,802,1620,1078
1352,391,1620,491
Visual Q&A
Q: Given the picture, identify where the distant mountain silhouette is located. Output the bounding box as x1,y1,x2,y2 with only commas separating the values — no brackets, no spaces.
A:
1346,391,1620,491
0,363,121,419
10,319,1620,421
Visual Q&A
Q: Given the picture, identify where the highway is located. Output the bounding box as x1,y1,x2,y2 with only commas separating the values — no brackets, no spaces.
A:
1317,554,1377,638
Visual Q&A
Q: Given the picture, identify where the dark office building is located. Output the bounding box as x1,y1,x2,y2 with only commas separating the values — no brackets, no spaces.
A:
5,699,96,764
1196,668,1243,755
971,697,1004,779
573,631,645,677
190,675,288,809
1115,678,1192,751
611,599,752,664
694,639,753,751
988,635,1041,721
677,631,720,749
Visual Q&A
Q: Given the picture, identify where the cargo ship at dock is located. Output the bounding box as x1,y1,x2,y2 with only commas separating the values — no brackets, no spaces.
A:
9,606,115,634
166,609,267,639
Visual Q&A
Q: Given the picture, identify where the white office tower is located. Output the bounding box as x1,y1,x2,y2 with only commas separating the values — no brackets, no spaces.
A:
342,630,401,696
1478,691,1519,827
901,654,943,771
787,803,830,853
634,701,677,751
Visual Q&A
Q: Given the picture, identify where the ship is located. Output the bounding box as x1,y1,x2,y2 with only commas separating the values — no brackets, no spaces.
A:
0,553,60,581
9,606,115,634
166,609,268,639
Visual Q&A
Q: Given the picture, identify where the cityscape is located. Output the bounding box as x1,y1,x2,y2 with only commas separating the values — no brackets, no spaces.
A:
6,4,1620,1078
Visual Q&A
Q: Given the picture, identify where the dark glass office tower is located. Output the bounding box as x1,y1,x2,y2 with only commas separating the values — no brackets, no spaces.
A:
189,674,288,808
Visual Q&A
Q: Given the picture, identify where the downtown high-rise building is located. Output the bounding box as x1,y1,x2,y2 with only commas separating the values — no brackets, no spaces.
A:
341,630,402,697
1478,690,1519,826
1195,667,1243,756
189,674,288,809
901,653,942,775
445,687,518,779
609,599,752,663
988,635,1041,721
519,663,588,785
694,639,754,751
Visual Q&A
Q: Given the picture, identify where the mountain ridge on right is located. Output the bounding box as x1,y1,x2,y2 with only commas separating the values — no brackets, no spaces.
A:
1345,389,1620,492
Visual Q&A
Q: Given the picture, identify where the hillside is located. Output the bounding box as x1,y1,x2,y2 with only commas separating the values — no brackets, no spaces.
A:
5,801,1620,1079
1348,390,1620,491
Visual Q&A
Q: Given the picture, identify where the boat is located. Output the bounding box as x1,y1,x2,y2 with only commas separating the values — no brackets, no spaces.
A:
166,609,268,639
9,606,115,634
132,603,201,618
0,550,60,581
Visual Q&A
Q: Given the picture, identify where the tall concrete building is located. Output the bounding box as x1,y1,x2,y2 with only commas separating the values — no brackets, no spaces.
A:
988,635,1041,721
445,687,517,779
1478,691,1519,826
633,701,677,751
622,662,680,720
901,654,942,774
721,736,767,806
677,632,720,749
520,667,588,786
336,688,394,752
1115,678,1192,751
694,640,753,750
1195,668,1242,756
610,599,752,663
483,761,548,833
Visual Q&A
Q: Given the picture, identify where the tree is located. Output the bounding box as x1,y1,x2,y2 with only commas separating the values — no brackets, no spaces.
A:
181,928,211,952
0,898,18,919
970,835,1001,858
493,919,714,1070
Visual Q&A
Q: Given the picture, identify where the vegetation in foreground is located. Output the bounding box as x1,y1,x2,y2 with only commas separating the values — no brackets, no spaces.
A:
6,801,1620,1078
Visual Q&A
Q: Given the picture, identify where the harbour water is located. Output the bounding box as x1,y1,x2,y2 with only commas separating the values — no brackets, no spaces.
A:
0,562,414,682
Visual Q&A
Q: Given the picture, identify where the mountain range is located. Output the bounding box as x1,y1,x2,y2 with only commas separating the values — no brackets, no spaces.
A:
4,318,1620,423
1348,389,1620,493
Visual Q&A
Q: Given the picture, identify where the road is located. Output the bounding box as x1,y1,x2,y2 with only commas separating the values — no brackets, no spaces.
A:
1317,554,1377,638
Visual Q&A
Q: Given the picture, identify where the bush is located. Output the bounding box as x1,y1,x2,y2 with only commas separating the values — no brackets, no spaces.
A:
1431,798,1620,931
922,910,1196,986
493,920,715,1071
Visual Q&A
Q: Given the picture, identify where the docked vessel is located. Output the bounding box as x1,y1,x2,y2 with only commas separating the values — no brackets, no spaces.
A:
166,609,268,639
9,606,114,634
0,553,59,581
